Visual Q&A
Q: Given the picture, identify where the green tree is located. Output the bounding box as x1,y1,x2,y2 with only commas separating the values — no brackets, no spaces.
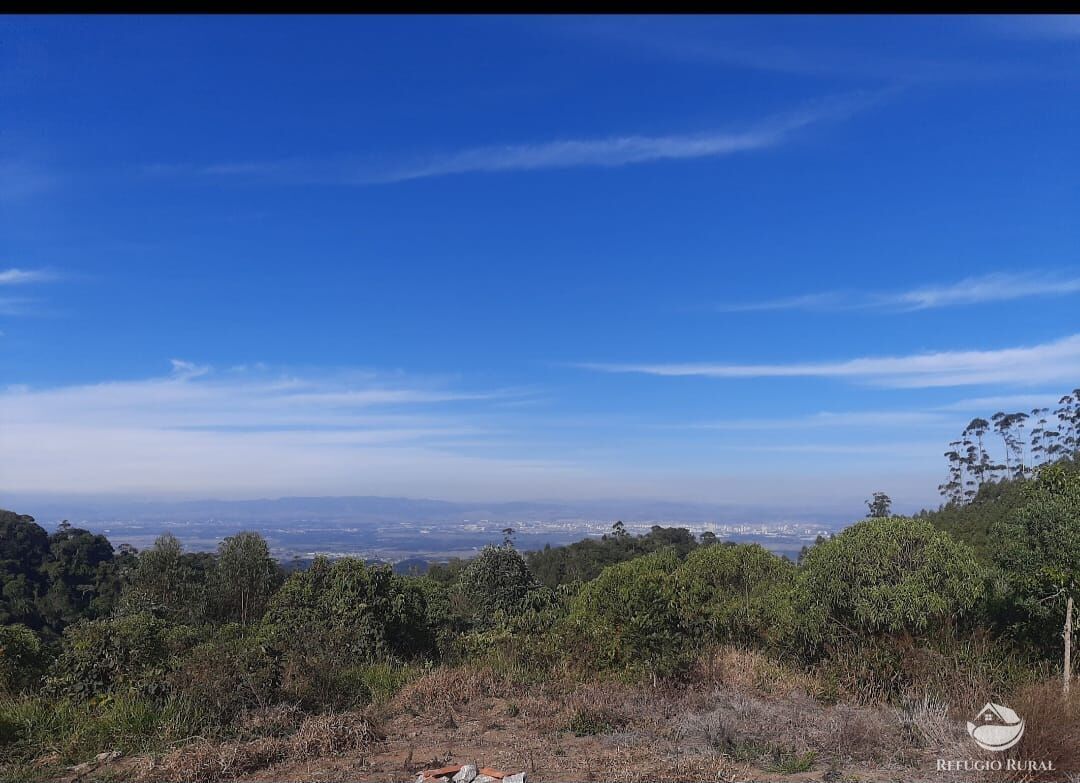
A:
123,533,212,624
526,525,699,588
793,517,985,653
566,550,685,683
39,525,116,630
673,543,794,646
260,557,431,663
0,624,46,695
865,492,892,518
993,464,1080,692
0,511,50,631
211,531,280,625
456,545,550,627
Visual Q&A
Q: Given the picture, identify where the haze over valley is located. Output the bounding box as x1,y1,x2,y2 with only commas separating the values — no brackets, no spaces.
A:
6,495,839,564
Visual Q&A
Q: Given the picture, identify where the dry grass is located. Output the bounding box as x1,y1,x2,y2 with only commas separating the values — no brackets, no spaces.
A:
689,646,822,697
392,665,520,714
602,753,737,783
235,704,304,739
148,737,288,783
143,710,381,783
899,692,967,753
289,711,381,757
671,688,905,770
999,680,1080,781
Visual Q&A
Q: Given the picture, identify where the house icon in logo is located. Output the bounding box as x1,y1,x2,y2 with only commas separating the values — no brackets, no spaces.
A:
967,703,1025,752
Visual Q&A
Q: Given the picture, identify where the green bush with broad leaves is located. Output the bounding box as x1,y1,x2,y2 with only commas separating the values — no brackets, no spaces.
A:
566,549,686,680
673,543,795,647
46,613,170,699
792,517,986,653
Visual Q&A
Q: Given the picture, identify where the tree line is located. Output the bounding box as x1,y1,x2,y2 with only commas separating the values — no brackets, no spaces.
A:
0,511,282,641
939,387,1080,505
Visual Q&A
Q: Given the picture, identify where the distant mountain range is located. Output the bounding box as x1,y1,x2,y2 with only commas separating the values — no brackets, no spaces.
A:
4,494,847,527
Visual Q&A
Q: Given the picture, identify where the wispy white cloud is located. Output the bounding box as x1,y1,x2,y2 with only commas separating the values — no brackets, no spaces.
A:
0,268,55,285
0,361,957,507
0,297,37,317
169,358,210,380
933,393,1074,413
716,271,1080,313
682,410,948,431
0,268,58,319
578,333,1080,389
894,272,1080,310
3,362,523,432
147,95,870,186
739,441,945,457
0,160,56,203
979,15,1080,41
715,292,849,313
565,17,1040,83
372,111,819,183
0,363,566,498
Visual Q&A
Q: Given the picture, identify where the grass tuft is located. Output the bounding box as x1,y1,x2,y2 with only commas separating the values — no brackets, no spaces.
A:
768,748,817,774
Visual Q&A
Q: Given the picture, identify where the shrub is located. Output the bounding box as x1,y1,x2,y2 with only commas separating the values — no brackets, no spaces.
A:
768,749,816,774
566,706,615,736
792,517,986,654
566,550,686,680
0,626,45,696
993,464,1080,663
451,578,572,675
260,557,433,664
455,545,552,628
278,650,362,710
278,657,421,711
353,661,422,704
46,613,169,699
165,625,280,724
673,544,794,646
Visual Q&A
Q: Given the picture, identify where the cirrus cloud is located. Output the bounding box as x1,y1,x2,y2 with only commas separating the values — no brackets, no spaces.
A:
0,362,565,498
578,333,1080,389
716,271,1080,313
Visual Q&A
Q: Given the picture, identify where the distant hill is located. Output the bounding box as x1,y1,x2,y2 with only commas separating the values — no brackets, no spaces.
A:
4,494,843,527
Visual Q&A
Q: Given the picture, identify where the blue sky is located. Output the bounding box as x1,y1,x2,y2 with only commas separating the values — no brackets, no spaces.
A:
2,15,1080,516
